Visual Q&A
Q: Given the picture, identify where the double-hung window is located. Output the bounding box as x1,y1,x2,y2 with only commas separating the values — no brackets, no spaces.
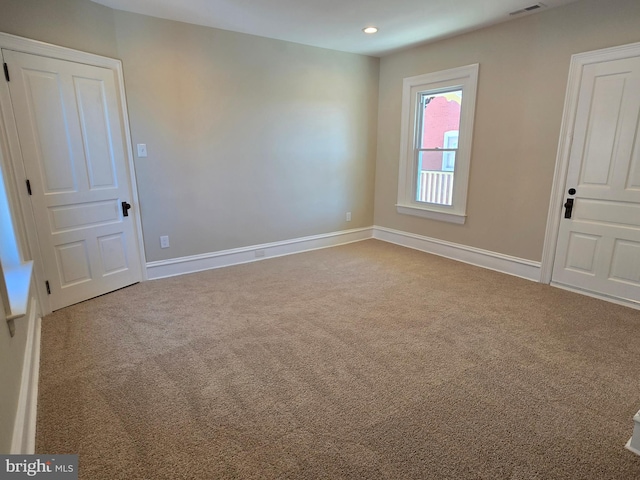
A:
397,64,479,224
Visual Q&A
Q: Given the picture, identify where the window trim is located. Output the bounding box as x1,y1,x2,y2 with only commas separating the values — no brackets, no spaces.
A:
396,64,479,224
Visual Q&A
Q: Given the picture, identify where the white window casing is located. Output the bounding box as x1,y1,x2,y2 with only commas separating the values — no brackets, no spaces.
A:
396,64,479,224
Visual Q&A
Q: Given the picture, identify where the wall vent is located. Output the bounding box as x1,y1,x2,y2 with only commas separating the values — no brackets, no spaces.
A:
509,3,547,16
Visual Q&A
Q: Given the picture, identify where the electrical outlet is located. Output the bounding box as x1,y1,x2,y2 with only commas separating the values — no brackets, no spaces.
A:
346,212,352,222
255,250,265,258
160,235,170,249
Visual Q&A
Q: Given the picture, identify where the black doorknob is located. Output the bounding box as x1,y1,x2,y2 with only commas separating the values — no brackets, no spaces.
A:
122,201,132,217
564,198,574,219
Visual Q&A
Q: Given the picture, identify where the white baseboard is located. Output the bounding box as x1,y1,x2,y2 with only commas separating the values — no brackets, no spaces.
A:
11,297,41,454
550,282,640,311
625,411,640,456
146,227,374,280
147,226,542,282
373,226,541,282
626,438,640,457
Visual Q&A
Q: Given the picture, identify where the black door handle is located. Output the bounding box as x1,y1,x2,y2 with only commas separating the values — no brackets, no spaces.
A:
122,201,132,217
563,198,574,219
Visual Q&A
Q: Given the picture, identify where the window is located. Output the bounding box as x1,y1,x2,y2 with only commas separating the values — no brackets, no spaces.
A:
0,142,32,324
397,64,479,224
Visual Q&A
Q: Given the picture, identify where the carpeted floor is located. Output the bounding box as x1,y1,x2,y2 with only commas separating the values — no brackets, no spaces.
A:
36,239,640,479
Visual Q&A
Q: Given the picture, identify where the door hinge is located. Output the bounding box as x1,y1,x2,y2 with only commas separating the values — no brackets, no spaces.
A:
26,179,32,195
45,281,51,295
3,63,9,82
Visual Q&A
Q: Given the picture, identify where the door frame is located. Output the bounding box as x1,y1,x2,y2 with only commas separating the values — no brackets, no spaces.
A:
0,32,147,314
541,40,640,307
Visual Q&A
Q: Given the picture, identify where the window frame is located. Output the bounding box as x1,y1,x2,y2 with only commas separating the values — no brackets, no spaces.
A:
396,64,479,224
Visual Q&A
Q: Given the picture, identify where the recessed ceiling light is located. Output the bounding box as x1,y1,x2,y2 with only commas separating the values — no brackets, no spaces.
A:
362,27,378,34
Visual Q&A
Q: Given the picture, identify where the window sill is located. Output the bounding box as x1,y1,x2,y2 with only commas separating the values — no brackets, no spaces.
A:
4,261,33,320
396,204,466,224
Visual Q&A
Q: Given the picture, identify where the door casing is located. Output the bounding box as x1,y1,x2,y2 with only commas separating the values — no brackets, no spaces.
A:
0,32,147,315
541,40,640,310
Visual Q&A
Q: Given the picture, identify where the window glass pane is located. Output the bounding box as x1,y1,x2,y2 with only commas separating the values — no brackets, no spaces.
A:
442,131,458,171
0,166,20,266
419,90,462,149
416,151,455,206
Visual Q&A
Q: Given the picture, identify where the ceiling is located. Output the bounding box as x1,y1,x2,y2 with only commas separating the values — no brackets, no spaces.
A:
91,0,582,57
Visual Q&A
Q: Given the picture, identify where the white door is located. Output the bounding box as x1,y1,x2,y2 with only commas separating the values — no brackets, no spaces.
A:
3,49,142,311
552,54,640,304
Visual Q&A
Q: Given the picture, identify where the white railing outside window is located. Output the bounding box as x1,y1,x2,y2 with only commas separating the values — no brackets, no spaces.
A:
418,171,454,205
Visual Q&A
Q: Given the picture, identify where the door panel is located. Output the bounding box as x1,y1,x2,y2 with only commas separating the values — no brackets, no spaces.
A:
22,69,78,193
48,200,121,233
565,232,599,274
56,241,91,287
3,49,141,310
579,74,624,185
610,240,640,285
74,77,118,190
98,233,129,275
573,199,640,227
553,55,640,304
628,118,640,190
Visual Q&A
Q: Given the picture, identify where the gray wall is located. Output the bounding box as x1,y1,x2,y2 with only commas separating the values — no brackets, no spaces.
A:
374,0,640,262
5,0,638,266
113,12,379,261
0,0,118,58
0,0,379,263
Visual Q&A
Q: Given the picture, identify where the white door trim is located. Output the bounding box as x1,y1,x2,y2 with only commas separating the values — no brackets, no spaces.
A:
541,41,640,285
0,32,147,314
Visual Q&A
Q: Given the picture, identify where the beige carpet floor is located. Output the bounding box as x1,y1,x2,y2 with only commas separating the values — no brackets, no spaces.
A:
36,239,640,479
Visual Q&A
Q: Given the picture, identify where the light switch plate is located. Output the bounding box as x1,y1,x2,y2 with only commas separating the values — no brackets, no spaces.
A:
137,144,147,158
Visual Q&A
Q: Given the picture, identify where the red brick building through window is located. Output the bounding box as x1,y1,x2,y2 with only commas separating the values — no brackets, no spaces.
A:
419,92,461,171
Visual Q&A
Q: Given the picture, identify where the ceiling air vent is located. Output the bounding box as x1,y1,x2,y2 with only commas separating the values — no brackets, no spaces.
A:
509,3,547,16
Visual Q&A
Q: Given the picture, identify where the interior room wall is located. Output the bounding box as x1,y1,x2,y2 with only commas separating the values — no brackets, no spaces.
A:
0,0,379,265
1,0,638,267
0,0,118,58
373,0,640,262
112,12,379,261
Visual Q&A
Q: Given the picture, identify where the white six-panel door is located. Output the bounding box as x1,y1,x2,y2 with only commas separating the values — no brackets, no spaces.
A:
3,49,142,311
552,54,640,304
